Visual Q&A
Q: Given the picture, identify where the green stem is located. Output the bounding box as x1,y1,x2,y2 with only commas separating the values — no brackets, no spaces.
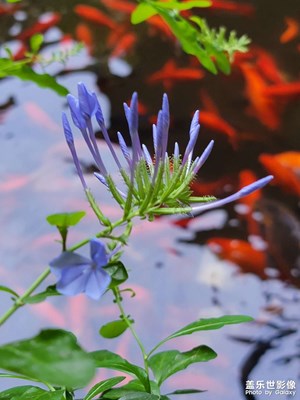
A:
0,213,138,327
113,287,151,392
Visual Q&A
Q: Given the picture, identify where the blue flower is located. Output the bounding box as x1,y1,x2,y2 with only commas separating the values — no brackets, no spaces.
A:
49,239,111,300
62,83,273,217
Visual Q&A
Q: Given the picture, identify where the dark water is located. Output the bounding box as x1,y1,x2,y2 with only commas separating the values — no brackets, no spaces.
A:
0,1,299,399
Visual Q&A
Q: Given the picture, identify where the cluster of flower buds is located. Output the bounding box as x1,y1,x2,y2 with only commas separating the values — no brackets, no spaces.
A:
62,83,273,220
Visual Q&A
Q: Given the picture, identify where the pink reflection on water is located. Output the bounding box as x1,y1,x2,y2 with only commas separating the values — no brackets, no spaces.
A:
23,102,61,133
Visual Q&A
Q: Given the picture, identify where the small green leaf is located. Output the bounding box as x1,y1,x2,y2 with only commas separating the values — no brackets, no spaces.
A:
119,394,159,400
131,4,158,24
0,285,19,298
99,320,130,339
91,350,149,391
104,262,128,287
23,285,60,304
0,329,96,388
167,389,206,395
30,34,44,54
149,346,216,385
154,1,212,11
0,386,65,400
46,211,86,228
102,379,160,399
84,376,126,400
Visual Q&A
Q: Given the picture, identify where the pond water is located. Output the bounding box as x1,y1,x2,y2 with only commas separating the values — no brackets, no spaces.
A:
0,1,299,399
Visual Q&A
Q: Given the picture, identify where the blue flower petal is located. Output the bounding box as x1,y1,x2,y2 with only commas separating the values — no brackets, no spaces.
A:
49,252,91,279
56,265,91,296
90,239,108,267
84,268,111,300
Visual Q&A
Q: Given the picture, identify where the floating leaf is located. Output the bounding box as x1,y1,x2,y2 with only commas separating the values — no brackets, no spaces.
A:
91,350,149,391
149,346,216,385
46,211,86,228
23,285,60,304
0,330,95,388
99,320,131,339
0,386,65,400
84,376,126,400
0,285,19,298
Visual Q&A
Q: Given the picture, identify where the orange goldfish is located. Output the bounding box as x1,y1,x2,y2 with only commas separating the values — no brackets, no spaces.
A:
273,151,300,170
146,15,175,40
239,62,281,130
74,5,117,30
17,12,61,41
280,17,299,44
253,48,285,84
209,0,255,16
148,59,205,88
111,32,136,58
207,237,267,279
263,81,300,98
101,0,135,14
259,153,300,197
75,23,94,55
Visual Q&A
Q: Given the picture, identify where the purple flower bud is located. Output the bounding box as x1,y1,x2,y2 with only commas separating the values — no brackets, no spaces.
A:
77,82,98,120
67,94,86,130
62,112,74,145
193,140,214,174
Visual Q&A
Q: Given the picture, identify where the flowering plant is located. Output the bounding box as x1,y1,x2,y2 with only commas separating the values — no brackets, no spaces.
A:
0,83,272,400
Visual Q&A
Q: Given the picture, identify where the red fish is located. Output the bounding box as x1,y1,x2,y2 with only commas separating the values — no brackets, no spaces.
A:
274,151,300,169
191,175,237,198
74,5,117,30
207,237,267,279
263,81,300,98
12,43,28,61
259,153,300,197
0,3,21,16
199,110,238,148
253,48,285,84
101,0,135,14
146,15,174,40
17,12,61,41
209,0,255,17
75,23,94,55
148,59,205,88
280,17,299,44
239,62,281,130
111,32,136,58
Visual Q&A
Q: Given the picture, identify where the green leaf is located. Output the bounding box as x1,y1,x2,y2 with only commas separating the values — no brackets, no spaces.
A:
0,60,68,96
0,285,19,298
149,346,216,385
91,350,149,391
131,4,158,24
103,262,128,287
167,389,206,395
99,320,130,339
84,376,126,400
30,34,44,54
46,211,86,228
0,386,65,400
119,394,159,400
23,285,60,304
0,329,96,388
153,1,212,11
102,379,160,399
165,315,253,341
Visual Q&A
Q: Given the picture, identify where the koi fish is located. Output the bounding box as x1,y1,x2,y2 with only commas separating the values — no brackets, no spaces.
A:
239,62,281,130
191,175,237,198
199,110,238,149
209,0,255,17
253,47,285,84
111,32,136,58
74,5,117,30
263,81,300,98
147,59,205,88
17,12,61,41
101,0,135,14
280,17,299,44
273,151,300,170
146,15,174,40
207,237,267,279
75,23,94,55
259,153,300,197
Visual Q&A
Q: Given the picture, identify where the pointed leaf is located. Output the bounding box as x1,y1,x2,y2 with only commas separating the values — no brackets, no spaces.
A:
91,350,149,391
0,330,96,388
0,386,65,400
102,379,160,399
149,346,216,385
30,34,44,54
103,262,128,287
46,211,86,228
23,285,61,304
99,320,130,339
155,1,212,10
84,376,126,400
165,315,253,341
131,4,157,24
167,389,206,395
119,394,159,400
0,285,19,298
